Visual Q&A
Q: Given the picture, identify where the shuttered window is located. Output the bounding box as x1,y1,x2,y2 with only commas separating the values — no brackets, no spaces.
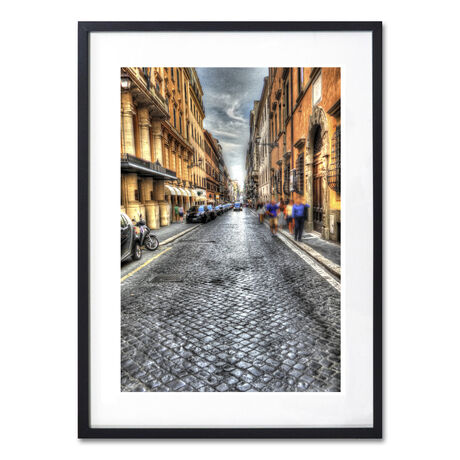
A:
327,125,341,195
296,153,304,194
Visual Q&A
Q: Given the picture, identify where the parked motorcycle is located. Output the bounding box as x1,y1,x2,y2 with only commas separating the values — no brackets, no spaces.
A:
133,215,159,251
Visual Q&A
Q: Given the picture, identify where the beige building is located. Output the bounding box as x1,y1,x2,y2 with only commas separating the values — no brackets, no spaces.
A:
120,67,208,229
186,69,207,205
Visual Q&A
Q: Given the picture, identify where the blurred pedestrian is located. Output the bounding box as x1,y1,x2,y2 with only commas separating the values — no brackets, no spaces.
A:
256,201,265,224
278,200,286,229
292,195,310,241
266,197,279,235
179,206,184,223
286,199,294,235
174,204,179,222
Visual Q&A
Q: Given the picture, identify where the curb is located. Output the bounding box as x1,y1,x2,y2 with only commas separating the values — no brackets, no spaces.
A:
250,209,341,279
158,224,200,246
278,229,341,279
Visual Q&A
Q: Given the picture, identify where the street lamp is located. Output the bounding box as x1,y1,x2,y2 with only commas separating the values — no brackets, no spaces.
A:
121,75,131,90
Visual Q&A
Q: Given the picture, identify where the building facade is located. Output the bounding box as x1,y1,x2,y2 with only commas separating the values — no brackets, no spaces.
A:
248,68,341,242
120,67,216,229
204,130,222,205
121,67,178,230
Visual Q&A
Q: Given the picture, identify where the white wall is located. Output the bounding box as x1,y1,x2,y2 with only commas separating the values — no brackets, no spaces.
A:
1,0,459,458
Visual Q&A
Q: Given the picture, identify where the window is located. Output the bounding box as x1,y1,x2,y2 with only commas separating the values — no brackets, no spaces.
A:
165,96,169,113
179,115,182,134
283,162,290,195
327,125,341,195
298,67,304,95
278,104,282,132
313,73,322,105
284,80,290,119
173,108,176,128
296,153,305,194
176,69,180,89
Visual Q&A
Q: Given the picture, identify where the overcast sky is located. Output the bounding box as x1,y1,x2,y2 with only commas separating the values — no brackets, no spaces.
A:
196,68,268,187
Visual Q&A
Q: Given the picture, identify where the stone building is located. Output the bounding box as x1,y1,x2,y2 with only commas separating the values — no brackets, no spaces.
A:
255,78,271,204
255,67,341,242
244,101,260,205
120,67,211,229
204,130,222,205
162,67,197,221
120,67,178,230
186,69,207,206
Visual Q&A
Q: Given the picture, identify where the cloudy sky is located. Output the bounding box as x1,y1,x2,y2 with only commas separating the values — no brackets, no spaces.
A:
196,68,268,187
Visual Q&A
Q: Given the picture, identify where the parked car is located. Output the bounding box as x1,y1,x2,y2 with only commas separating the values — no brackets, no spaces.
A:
121,213,142,262
233,202,243,211
207,204,217,220
215,205,224,215
186,205,210,223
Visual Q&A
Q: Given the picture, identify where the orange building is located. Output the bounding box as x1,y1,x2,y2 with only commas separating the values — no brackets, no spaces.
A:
267,67,341,242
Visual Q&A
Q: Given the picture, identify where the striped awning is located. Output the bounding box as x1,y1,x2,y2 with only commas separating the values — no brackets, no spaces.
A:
165,184,180,195
177,187,187,196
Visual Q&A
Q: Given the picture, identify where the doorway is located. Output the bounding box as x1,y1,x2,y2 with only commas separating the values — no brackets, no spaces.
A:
312,125,323,232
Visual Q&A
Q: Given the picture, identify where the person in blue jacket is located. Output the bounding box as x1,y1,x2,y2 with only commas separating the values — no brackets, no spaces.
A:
292,195,310,241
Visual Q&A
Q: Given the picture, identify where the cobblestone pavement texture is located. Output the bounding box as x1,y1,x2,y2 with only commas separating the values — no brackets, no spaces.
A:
299,233,341,266
121,209,341,392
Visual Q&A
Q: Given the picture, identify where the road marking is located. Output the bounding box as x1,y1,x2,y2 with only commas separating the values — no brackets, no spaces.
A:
159,224,199,246
276,231,341,292
249,209,340,292
121,247,172,283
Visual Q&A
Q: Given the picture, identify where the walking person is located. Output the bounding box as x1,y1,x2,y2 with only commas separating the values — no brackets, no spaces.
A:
292,195,310,242
266,197,279,235
278,200,286,229
174,203,179,222
256,201,265,224
178,205,184,223
286,199,294,235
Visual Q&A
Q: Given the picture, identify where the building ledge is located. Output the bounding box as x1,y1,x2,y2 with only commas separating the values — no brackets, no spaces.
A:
121,154,178,180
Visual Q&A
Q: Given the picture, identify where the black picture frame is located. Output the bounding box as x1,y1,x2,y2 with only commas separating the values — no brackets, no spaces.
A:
78,21,382,439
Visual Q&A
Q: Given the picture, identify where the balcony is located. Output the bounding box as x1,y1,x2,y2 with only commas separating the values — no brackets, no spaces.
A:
122,68,169,120
121,154,178,180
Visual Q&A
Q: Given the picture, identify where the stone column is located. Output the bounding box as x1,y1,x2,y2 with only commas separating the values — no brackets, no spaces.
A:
140,177,160,230
121,91,136,156
137,106,151,162
152,120,163,164
125,173,141,221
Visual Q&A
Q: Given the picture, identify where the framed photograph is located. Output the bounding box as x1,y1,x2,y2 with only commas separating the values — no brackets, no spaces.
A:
79,21,382,438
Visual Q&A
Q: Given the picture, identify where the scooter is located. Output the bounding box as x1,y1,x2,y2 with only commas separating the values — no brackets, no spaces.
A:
133,215,159,251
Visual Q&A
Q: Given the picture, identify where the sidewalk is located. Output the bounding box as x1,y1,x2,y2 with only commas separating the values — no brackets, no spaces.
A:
278,227,341,279
250,209,341,279
154,221,199,245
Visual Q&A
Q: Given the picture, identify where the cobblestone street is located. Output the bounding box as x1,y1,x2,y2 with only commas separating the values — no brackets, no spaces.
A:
121,209,340,392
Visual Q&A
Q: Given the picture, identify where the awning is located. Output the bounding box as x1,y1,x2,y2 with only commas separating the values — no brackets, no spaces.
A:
165,184,178,195
177,187,187,196
184,189,192,197
121,154,178,180
191,190,199,197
